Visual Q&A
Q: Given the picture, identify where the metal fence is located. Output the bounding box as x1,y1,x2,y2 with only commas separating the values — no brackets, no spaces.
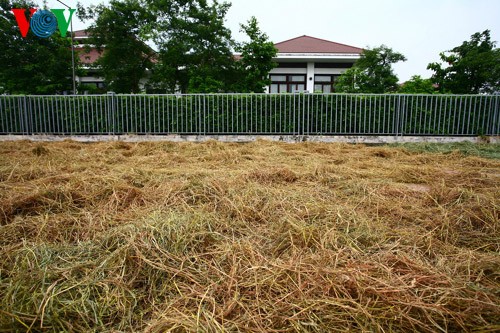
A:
0,93,499,136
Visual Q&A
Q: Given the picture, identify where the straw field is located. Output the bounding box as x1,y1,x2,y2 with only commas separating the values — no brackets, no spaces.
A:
0,140,499,332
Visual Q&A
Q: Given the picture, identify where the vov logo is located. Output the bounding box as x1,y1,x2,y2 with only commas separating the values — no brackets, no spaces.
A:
11,8,75,38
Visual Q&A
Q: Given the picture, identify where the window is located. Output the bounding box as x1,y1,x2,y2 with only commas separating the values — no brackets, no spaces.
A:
314,75,339,93
269,74,306,93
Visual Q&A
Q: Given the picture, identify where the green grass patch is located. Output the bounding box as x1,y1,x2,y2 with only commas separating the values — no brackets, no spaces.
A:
389,142,500,159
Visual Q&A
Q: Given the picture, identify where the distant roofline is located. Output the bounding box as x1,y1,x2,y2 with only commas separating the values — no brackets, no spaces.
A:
274,35,364,54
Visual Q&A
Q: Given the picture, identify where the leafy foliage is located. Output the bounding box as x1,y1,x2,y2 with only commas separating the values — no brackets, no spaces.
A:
77,1,279,94
398,75,436,94
78,0,155,93
336,45,406,93
427,30,500,94
235,16,277,93
0,0,75,94
146,0,236,93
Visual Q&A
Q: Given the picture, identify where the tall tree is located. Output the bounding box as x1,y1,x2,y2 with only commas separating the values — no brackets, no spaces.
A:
427,30,500,94
147,0,235,93
0,0,74,94
336,45,406,93
78,0,155,93
235,16,277,93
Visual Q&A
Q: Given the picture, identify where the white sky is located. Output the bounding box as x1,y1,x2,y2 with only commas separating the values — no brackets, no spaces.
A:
44,0,500,83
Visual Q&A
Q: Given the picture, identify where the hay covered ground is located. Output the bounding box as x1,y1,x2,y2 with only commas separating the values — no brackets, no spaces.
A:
0,140,499,332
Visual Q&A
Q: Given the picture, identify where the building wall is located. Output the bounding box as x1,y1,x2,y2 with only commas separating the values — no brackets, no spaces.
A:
269,59,354,93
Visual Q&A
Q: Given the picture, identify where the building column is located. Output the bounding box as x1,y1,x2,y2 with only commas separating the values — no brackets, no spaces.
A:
306,62,315,93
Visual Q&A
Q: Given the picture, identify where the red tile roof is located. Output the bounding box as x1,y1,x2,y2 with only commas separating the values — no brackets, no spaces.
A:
275,35,363,54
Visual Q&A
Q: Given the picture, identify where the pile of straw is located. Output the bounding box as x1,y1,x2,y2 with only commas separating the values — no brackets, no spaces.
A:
0,140,499,332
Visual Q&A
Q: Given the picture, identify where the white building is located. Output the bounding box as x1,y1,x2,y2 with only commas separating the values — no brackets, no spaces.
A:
73,30,107,92
74,31,363,94
269,35,363,93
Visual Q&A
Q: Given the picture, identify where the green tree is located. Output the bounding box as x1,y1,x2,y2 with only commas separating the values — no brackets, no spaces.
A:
78,0,155,93
427,30,500,94
0,0,74,94
398,75,436,94
336,45,406,93
147,0,235,93
235,16,277,93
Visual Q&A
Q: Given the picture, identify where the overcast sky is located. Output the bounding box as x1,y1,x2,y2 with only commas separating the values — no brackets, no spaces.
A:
45,0,500,82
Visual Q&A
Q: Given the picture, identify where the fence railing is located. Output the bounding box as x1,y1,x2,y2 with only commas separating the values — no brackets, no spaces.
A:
1,93,499,136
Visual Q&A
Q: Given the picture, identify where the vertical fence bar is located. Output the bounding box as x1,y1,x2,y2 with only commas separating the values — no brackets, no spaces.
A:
156,95,160,134
394,95,400,136
450,95,455,135
67,95,75,134
68,96,75,134
230,94,233,134
62,95,67,134
465,96,471,135
338,94,342,134
37,96,46,133
6,97,12,133
364,94,368,134
21,96,28,134
402,95,407,136
280,95,288,133
485,96,492,135
48,96,56,134
302,94,305,135
494,95,500,135
76,96,81,134
479,96,485,135
63,96,71,134
426,96,432,135
409,95,414,135
431,96,442,135
15,96,20,133
203,94,206,135
71,94,76,134
33,96,41,133
67,95,73,134
16,97,22,133
5,97,11,133
44,96,54,134
174,95,177,133
318,94,321,134
25,96,30,134
74,95,79,134
325,95,337,134
0,97,4,133
10,97,16,133
82,95,87,134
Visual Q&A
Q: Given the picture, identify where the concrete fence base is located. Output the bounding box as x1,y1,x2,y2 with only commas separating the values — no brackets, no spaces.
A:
0,135,498,144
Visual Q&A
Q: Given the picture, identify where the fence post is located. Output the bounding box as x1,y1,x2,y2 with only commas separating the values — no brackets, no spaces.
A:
107,91,116,135
491,95,499,136
21,95,29,134
25,95,33,135
301,94,304,135
202,94,205,135
394,95,400,136
305,93,309,135
400,95,406,137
